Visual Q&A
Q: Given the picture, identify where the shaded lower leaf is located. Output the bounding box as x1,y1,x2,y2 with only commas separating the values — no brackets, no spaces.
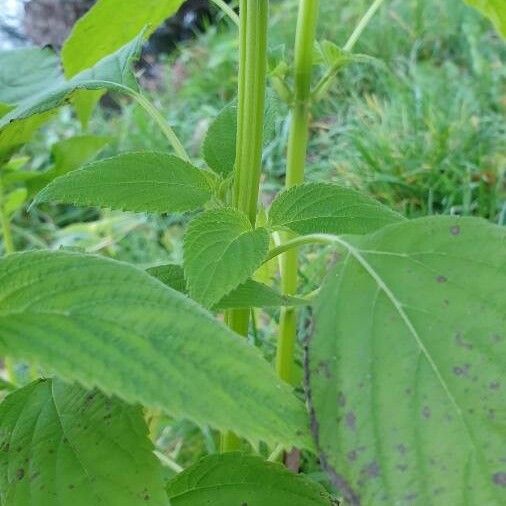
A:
166,453,337,505
0,378,168,506
307,217,506,505
34,152,214,213
147,264,306,310
0,251,311,449
215,279,307,310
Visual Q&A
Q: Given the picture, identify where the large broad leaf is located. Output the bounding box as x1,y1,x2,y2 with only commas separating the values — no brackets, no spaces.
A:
269,183,404,236
34,152,214,213
148,264,305,309
0,47,63,105
184,208,270,308
0,33,143,156
0,251,310,449
62,0,185,124
166,453,337,505
306,217,506,505
26,135,110,196
465,1,505,37
0,378,168,506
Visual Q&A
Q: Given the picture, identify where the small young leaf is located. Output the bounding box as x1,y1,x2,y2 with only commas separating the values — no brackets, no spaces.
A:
465,0,505,38
307,217,506,505
34,152,214,213
0,47,63,106
0,378,168,506
269,182,404,235
62,0,185,124
0,33,144,156
203,103,237,176
184,208,270,308
166,453,337,505
202,92,279,176
0,251,310,449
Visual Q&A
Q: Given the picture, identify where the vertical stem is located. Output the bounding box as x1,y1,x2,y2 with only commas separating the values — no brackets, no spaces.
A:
0,179,15,382
0,183,14,255
277,0,319,383
221,0,269,453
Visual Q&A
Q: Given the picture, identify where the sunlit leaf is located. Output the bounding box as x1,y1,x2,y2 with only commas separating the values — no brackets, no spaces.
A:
35,152,214,213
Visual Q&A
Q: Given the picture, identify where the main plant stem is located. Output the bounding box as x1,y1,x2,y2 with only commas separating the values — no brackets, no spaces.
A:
276,0,319,383
221,0,269,453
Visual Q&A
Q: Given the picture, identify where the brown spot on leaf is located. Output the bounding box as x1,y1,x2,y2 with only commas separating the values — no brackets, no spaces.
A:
455,333,473,350
422,406,431,419
436,275,447,283
345,412,357,431
337,392,346,407
362,461,380,478
396,444,407,455
450,225,461,236
453,364,470,377
492,472,506,487
490,382,500,391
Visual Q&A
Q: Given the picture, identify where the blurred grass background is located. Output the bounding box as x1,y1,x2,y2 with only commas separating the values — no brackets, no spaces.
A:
4,0,505,473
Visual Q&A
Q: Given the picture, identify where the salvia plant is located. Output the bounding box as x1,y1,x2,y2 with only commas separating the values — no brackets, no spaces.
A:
0,0,504,504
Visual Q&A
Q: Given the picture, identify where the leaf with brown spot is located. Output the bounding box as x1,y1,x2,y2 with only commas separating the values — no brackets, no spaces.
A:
0,379,168,505
307,216,506,505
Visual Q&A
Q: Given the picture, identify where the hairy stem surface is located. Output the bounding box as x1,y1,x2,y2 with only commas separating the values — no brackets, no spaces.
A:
277,0,319,384
221,0,269,453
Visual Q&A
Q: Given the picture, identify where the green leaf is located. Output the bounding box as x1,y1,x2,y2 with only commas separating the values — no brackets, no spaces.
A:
202,92,279,176
269,182,404,235
52,135,111,174
307,217,506,505
203,103,237,176
62,0,185,124
26,135,110,196
184,208,270,308
166,453,337,505
465,0,505,37
148,264,306,309
2,188,27,216
0,47,63,106
147,264,187,293
34,152,214,213
0,378,168,506
215,279,307,310
0,33,144,156
0,250,310,449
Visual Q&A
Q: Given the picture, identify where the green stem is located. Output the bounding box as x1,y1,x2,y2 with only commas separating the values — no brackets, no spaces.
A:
0,208,14,255
277,0,319,384
266,233,339,263
221,0,269,453
210,0,240,26
132,91,190,161
312,0,386,102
